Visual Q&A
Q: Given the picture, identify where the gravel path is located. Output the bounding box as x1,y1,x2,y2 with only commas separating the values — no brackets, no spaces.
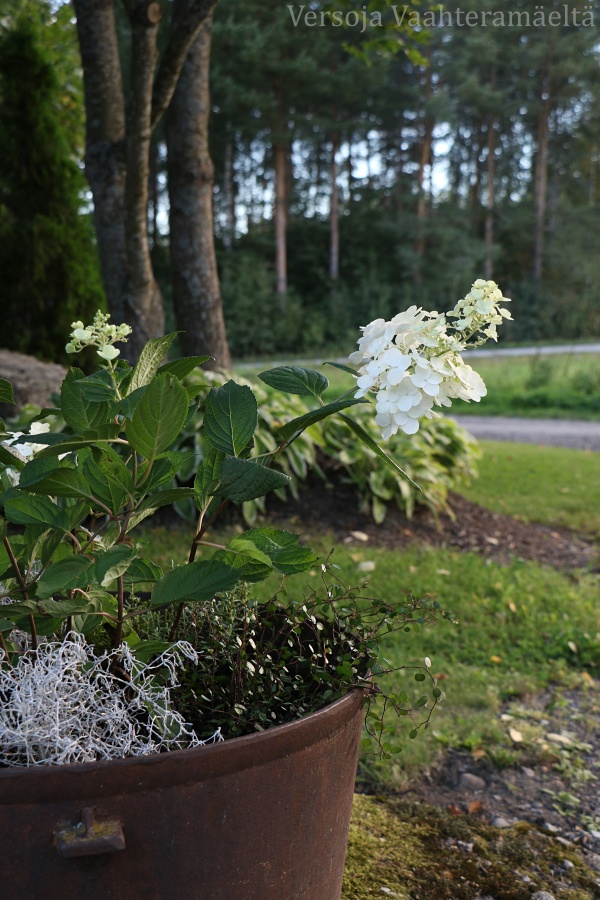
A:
451,415,600,452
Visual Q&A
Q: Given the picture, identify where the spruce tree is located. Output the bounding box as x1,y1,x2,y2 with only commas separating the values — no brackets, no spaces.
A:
0,16,104,361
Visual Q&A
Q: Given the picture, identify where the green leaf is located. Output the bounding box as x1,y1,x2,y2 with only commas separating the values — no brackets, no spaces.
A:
203,381,257,456
151,559,240,608
4,492,71,532
128,333,178,394
20,460,96,500
0,443,25,470
194,448,224,507
36,555,96,599
127,374,188,462
276,398,366,443
34,425,123,459
240,527,318,575
324,361,359,376
17,456,59,488
214,537,274,583
0,601,39,620
94,545,137,587
82,452,132,513
61,368,111,431
258,366,329,398
217,457,290,503
337,413,421,491
157,356,211,380
78,369,118,403
126,488,196,531
0,378,15,405
38,596,97,617
129,639,175,664
115,386,147,420
123,558,163,585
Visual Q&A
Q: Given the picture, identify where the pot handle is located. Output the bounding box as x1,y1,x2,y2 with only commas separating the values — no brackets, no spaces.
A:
55,807,125,858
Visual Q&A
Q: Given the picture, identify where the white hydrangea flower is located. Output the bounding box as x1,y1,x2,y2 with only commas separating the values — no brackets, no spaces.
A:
350,280,511,439
65,311,132,362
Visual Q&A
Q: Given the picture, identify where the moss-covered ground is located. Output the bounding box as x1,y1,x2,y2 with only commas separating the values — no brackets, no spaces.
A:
343,794,600,899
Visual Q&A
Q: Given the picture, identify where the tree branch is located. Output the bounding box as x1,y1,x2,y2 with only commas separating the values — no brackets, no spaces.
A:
150,0,218,132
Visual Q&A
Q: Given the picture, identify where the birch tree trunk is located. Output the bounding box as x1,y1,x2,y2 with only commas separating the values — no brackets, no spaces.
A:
166,11,231,368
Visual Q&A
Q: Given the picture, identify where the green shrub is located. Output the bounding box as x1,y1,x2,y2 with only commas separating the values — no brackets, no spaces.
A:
172,370,480,524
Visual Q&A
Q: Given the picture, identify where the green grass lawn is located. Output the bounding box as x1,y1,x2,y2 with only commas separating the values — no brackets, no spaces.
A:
143,517,600,788
461,439,600,535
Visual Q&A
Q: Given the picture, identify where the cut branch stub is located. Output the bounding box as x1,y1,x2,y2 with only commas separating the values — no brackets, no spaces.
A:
134,1,163,26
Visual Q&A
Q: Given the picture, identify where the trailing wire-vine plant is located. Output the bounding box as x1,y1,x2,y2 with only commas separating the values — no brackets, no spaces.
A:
0,283,510,765
139,559,455,756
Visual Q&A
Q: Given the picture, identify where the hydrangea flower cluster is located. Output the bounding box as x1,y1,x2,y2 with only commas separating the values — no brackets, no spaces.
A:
349,280,512,439
65,311,132,361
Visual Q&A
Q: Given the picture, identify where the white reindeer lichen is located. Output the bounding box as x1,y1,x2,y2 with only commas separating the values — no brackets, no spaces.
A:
0,633,221,767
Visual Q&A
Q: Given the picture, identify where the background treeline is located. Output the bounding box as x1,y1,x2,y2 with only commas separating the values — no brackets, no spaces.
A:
1,0,599,361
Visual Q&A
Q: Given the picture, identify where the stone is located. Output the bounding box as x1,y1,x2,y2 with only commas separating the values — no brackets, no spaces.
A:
521,766,536,778
561,859,574,871
531,893,556,900
543,822,559,833
584,851,600,872
380,889,400,897
459,772,486,792
0,349,66,417
491,817,511,828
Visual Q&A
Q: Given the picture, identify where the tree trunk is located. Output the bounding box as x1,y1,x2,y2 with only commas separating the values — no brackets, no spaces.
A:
484,120,496,280
223,136,235,251
329,133,340,282
73,0,218,359
166,11,231,368
123,0,165,357
274,141,288,304
72,0,128,322
414,57,433,285
533,73,550,284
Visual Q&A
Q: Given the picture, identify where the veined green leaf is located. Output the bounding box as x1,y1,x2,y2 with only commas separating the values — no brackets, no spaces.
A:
203,381,257,456
258,366,329,398
4,491,72,532
276,398,366,443
127,374,188,463
123,558,163,585
0,378,15,406
217,457,290,503
61,368,111,431
128,333,179,394
126,488,196,531
34,425,123,459
324,361,359,376
36,555,96,599
212,537,274,583
151,559,240,608
194,448,224,507
158,356,211,380
94,545,137,587
337,413,421,491
240,527,319,575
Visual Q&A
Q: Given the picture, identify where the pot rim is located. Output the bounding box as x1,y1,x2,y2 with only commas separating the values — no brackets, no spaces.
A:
0,688,365,805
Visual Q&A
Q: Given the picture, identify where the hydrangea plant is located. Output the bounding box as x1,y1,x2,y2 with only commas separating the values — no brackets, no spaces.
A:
0,282,509,765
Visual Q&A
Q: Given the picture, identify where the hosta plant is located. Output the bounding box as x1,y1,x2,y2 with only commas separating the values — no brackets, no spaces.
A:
0,283,510,766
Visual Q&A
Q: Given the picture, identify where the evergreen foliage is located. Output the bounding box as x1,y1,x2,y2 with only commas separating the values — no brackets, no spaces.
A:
0,15,104,362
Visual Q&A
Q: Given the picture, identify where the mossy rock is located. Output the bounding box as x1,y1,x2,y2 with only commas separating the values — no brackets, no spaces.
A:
343,794,600,899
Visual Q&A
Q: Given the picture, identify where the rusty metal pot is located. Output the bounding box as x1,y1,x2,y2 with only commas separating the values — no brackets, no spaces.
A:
0,689,364,900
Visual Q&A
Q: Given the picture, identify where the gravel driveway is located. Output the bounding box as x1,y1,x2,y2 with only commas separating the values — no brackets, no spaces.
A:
451,415,600,451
